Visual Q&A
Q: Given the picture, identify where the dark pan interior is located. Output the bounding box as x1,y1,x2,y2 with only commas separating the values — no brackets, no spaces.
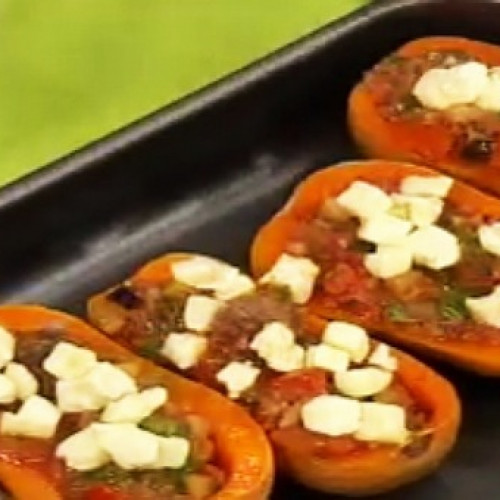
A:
2,0,500,498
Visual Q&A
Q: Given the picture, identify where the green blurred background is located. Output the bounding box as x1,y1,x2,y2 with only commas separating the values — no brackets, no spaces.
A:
0,0,367,186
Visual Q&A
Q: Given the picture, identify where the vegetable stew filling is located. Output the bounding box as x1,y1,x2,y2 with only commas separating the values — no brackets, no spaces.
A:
89,257,433,459
0,327,223,500
364,50,500,164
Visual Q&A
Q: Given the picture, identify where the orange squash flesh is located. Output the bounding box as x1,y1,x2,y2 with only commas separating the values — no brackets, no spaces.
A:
348,36,500,197
251,160,500,376
0,306,273,500
88,252,460,496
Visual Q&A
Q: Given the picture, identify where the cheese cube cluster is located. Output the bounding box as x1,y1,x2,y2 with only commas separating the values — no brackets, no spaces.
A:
334,176,459,279
0,333,191,473
171,256,255,300
413,61,500,112
259,254,320,304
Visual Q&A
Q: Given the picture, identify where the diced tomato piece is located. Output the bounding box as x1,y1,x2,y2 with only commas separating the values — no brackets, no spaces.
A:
269,368,328,402
85,485,126,500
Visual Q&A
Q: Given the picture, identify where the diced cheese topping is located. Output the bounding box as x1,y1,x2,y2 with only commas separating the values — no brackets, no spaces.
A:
92,423,160,470
336,181,393,218
101,387,168,424
216,361,260,399
0,326,15,370
171,256,239,291
478,222,500,257
466,286,500,328
323,322,370,363
56,378,108,412
305,344,350,373
409,225,460,270
4,362,38,400
250,322,295,359
250,322,304,372
56,427,111,471
161,333,207,370
335,367,393,398
301,395,361,437
355,402,409,445
358,213,413,245
412,62,489,110
1,395,61,439
260,254,319,304
266,344,305,373
85,362,138,401
391,194,443,227
183,295,222,332
0,374,16,404
213,273,256,301
476,67,500,112
43,342,98,380
400,175,453,198
152,436,190,469
368,344,398,371
364,244,413,279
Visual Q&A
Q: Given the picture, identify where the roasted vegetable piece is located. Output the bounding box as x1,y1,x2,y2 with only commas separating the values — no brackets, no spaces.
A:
251,159,500,376
88,253,460,496
349,37,500,196
0,306,272,500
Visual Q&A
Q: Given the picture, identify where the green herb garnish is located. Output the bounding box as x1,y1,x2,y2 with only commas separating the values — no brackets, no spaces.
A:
386,303,412,322
140,413,190,438
439,288,470,321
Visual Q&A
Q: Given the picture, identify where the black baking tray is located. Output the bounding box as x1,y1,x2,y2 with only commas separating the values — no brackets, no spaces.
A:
2,0,500,498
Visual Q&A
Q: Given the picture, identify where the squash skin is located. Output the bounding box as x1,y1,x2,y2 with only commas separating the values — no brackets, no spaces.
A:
348,36,500,197
0,305,273,500
250,160,500,376
88,252,461,496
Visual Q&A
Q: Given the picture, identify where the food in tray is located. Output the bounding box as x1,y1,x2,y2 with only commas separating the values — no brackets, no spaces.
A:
88,253,460,496
0,306,272,500
349,36,500,196
251,159,500,375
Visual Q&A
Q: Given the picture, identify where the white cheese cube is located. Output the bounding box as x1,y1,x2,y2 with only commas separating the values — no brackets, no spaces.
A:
412,62,488,110
4,362,38,400
260,254,319,304
400,175,453,198
56,378,108,412
214,273,256,300
358,214,413,245
323,322,370,363
152,436,190,469
0,374,16,404
409,225,460,270
1,395,61,439
466,286,500,328
305,344,350,373
336,181,393,218
161,333,207,370
43,342,97,380
478,222,500,257
391,194,443,227
183,295,222,332
92,423,159,470
266,344,305,373
368,343,398,371
216,361,260,399
56,427,110,471
101,387,168,424
171,256,239,291
364,243,413,279
355,402,409,445
250,322,295,359
85,362,138,401
476,67,500,112
0,326,15,370
336,367,393,398
301,395,361,437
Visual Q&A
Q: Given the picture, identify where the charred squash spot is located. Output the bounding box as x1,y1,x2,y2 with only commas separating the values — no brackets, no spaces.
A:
460,136,496,163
